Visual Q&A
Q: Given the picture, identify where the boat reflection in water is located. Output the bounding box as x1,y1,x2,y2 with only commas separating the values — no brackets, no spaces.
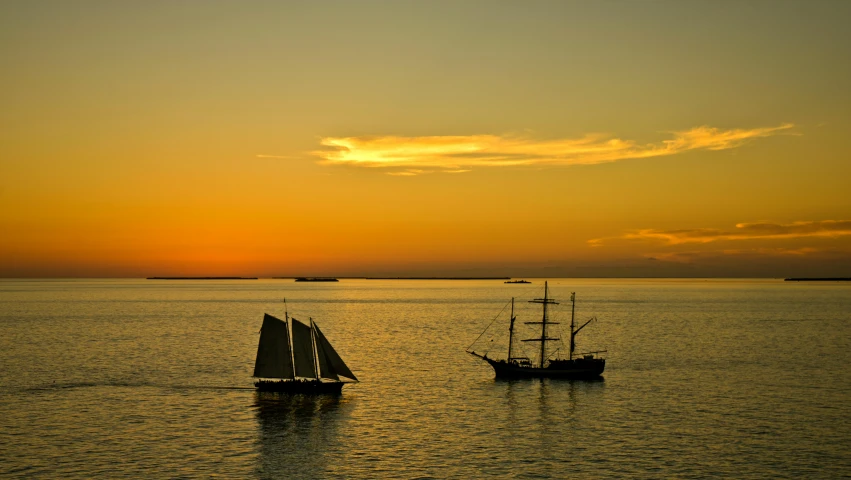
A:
499,376,605,423
493,376,606,477
253,392,346,477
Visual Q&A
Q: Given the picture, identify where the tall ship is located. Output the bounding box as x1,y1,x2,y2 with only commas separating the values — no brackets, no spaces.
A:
253,305,358,394
467,282,606,379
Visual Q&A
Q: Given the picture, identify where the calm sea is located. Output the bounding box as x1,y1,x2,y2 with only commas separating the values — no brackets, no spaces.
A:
1,278,849,478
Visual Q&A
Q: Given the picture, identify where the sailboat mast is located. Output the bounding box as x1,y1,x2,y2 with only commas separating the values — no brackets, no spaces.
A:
525,281,559,368
284,299,297,377
309,317,319,379
540,281,548,368
288,317,297,377
569,292,576,361
508,298,515,362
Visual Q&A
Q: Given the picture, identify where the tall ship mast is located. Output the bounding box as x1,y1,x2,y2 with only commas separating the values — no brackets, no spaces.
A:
524,282,560,368
253,302,358,394
467,282,606,379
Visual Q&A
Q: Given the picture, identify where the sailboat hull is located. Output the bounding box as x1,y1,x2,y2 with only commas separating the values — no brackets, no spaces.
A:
254,379,345,395
485,357,605,379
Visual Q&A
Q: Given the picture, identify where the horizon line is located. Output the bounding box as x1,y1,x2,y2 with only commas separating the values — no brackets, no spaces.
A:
0,276,821,280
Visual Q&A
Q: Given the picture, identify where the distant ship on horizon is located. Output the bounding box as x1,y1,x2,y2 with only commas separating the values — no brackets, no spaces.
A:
468,282,606,379
504,279,531,284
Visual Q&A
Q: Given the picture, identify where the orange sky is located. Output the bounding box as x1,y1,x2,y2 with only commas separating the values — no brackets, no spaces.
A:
1,1,850,277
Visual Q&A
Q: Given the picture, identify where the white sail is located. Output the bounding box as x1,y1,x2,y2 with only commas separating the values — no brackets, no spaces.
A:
313,322,358,381
291,318,317,379
253,314,295,379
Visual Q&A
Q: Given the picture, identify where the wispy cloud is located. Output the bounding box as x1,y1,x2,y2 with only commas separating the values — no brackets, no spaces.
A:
647,247,823,263
591,220,851,246
256,154,297,159
386,169,430,176
311,123,794,174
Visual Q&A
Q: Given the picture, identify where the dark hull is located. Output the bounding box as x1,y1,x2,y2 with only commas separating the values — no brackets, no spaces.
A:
486,357,605,379
255,379,345,395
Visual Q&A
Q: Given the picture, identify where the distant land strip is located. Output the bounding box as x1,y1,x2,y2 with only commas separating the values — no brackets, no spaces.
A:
271,277,511,280
147,277,258,280
273,277,342,280
784,277,851,282
365,277,510,280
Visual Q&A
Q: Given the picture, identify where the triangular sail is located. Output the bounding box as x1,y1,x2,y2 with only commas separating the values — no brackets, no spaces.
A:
291,318,317,379
313,322,358,381
313,320,339,381
253,314,295,379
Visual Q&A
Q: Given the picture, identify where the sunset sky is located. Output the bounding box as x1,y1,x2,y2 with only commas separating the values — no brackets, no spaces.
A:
2,1,850,277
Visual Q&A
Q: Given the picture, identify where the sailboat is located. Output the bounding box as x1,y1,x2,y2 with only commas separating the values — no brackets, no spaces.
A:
467,281,606,379
253,306,358,394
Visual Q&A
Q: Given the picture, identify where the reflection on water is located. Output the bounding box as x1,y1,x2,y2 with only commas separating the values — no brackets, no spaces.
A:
497,377,606,476
499,377,605,413
2,279,849,478
254,392,346,478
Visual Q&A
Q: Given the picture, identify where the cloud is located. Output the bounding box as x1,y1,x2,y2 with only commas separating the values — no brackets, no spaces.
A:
256,154,297,159
386,169,431,176
311,123,794,171
591,220,851,246
647,247,824,263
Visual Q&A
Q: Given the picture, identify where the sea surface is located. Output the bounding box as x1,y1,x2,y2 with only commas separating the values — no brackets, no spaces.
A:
1,278,849,478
